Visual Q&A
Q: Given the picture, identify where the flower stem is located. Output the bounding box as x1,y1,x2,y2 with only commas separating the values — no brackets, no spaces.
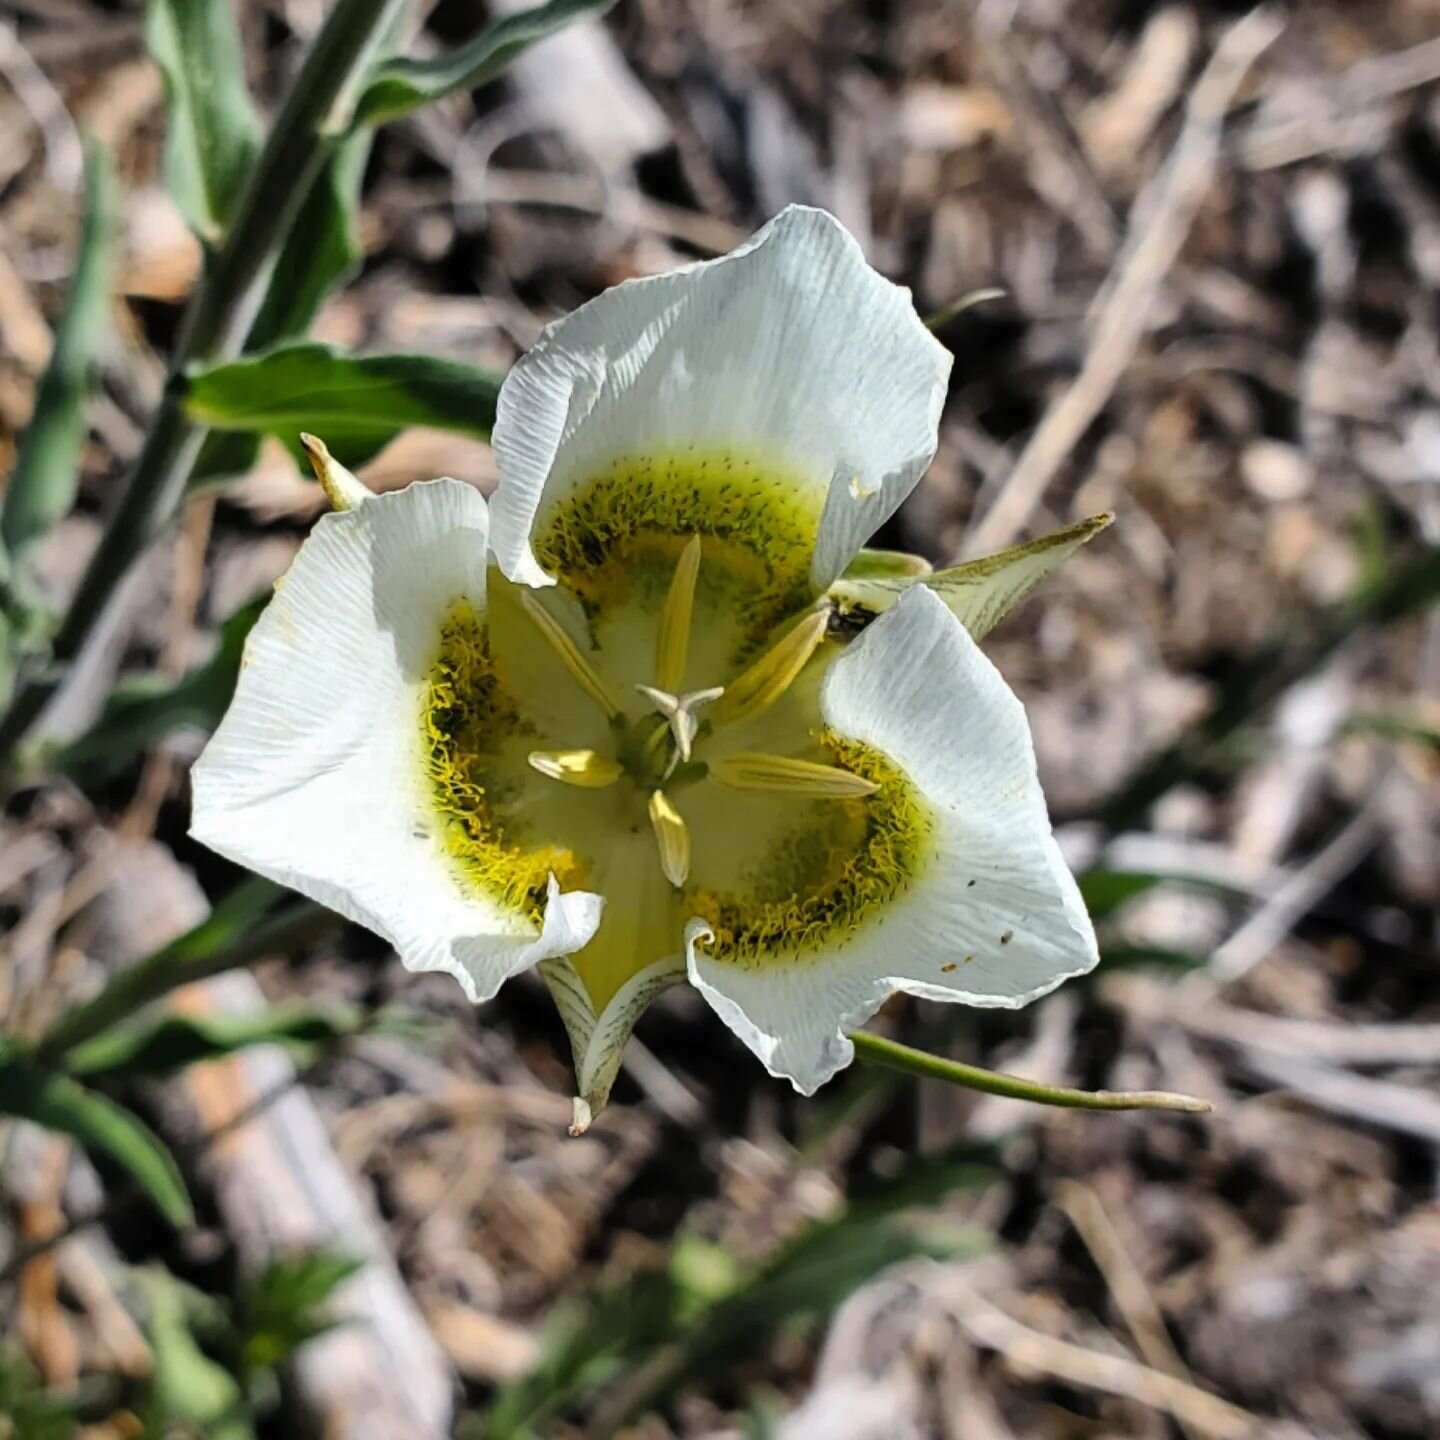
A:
848,1029,1211,1113
0,0,403,771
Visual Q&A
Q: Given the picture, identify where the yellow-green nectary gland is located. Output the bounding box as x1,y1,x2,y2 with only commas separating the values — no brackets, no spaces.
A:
423,602,584,921
686,737,934,966
534,449,819,659
420,452,936,1006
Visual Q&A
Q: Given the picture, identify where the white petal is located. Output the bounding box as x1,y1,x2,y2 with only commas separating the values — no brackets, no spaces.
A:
489,206,951,591
191,478,602,1003
686,586,1098,1094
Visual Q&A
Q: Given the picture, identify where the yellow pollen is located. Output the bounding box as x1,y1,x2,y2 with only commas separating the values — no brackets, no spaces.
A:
711,609,829,730
688,735,933,966
648,790,691,888
518,589,619,719
709,752,880,798
655,532,702,691
422,602,582,921
527,749,623,788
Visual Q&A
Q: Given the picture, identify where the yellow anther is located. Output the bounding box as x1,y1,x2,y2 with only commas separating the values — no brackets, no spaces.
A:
656,533,702,692
300,432,370,511
519,590,620,719
712,609,829,730
709,752,880,798
527,749,623,788
648,790,691,888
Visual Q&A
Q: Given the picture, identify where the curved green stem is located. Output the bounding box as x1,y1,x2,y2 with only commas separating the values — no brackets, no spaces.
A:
849,1030,1211,1113
0,0,403,770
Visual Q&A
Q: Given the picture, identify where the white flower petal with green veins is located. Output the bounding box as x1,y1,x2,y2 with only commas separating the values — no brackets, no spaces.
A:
685,586,1099,1095
191,479,603,1003
488,205,951,594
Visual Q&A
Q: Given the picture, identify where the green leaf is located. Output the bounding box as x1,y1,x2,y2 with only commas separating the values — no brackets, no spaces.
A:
144,0,263,243
183,343,502,468
0,1059,193,1227
52,595,265,782
830,513,1113,640
186,133,374,490
356,0,616,125
0,1344,89,1440
1342,710,1440,751
237,1251,364,1375
483,1143,995,1438
63,1004,380,1081
1095,943,1207,974
137,1267,254,1440
1077,867,1162,920
249,130,373,350
0,146,114,559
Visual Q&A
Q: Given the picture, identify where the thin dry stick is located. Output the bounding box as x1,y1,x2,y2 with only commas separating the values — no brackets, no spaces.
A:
941,1278,1264,1440
965,7,1283,558
1240,34,1440,171
1057,1180,1205,1440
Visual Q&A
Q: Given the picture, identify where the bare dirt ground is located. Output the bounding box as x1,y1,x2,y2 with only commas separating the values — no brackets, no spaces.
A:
3,1,1440,1436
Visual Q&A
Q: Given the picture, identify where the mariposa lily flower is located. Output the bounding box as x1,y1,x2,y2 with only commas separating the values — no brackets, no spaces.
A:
192,207,1106,1130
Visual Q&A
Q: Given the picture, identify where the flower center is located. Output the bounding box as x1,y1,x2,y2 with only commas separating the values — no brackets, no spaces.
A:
421,455,934,1010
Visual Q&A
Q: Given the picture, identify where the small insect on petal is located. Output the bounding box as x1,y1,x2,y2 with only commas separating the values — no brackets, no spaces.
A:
528,749,624,788
710,752,880,798
655,533,703,692
712,609,829,730
519,590,620,719
648,790,690,888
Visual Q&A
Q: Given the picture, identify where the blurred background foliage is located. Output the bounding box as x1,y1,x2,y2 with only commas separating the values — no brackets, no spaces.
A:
1,0,1439,1436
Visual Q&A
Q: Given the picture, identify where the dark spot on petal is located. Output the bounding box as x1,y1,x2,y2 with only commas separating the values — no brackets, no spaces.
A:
999,930,1013,945
941,961,958,973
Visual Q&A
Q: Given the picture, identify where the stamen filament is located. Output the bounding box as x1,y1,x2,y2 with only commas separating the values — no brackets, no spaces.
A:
528,749,623,788
711,609,829,730
655,533,702,692
648,790,691,888
519,590,620,719
710,752,880,798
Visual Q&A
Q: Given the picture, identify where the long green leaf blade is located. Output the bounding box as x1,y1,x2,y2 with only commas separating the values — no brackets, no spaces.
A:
0,1060,193,1227
52,595,265,783
64,1004,375,1080
356,0,616,125
183,343,502,467
144,0,263,243
0,146,115,558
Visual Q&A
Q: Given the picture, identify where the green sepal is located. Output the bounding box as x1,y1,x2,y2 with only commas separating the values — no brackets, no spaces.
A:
829,513,1113,639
